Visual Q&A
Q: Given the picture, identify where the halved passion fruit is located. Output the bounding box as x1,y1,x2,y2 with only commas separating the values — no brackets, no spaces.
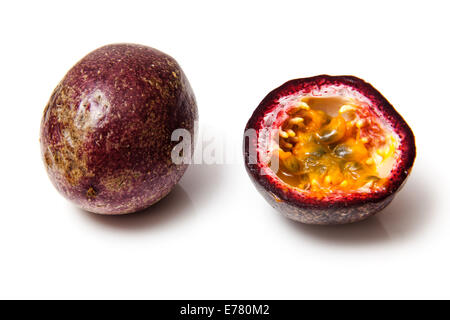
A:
243,75,415,224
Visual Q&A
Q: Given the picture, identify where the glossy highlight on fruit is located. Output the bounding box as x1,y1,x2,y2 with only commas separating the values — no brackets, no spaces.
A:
243,75,415,224
40,43,198,214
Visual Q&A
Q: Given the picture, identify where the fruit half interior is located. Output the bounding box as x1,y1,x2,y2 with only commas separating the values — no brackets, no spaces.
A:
245,75,415,218
273,96,397,197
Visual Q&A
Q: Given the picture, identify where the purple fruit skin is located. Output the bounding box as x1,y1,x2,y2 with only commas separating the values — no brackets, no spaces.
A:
40,44,198,214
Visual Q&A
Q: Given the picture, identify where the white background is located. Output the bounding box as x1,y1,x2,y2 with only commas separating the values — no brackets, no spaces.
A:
0,0,448,299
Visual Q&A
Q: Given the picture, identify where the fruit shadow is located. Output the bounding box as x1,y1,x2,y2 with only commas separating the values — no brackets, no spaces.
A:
178,163,225,205
284,171,434,245
78,185,194,231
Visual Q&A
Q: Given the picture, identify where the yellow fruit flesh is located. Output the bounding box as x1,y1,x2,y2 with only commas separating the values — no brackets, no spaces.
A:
274,98,395,196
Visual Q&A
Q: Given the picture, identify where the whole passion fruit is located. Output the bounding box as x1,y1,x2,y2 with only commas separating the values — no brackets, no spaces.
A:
40,44,197,214
244,75,415,225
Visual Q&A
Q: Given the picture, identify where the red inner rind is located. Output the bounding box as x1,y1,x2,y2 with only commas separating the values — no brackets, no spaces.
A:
244,75,416,209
